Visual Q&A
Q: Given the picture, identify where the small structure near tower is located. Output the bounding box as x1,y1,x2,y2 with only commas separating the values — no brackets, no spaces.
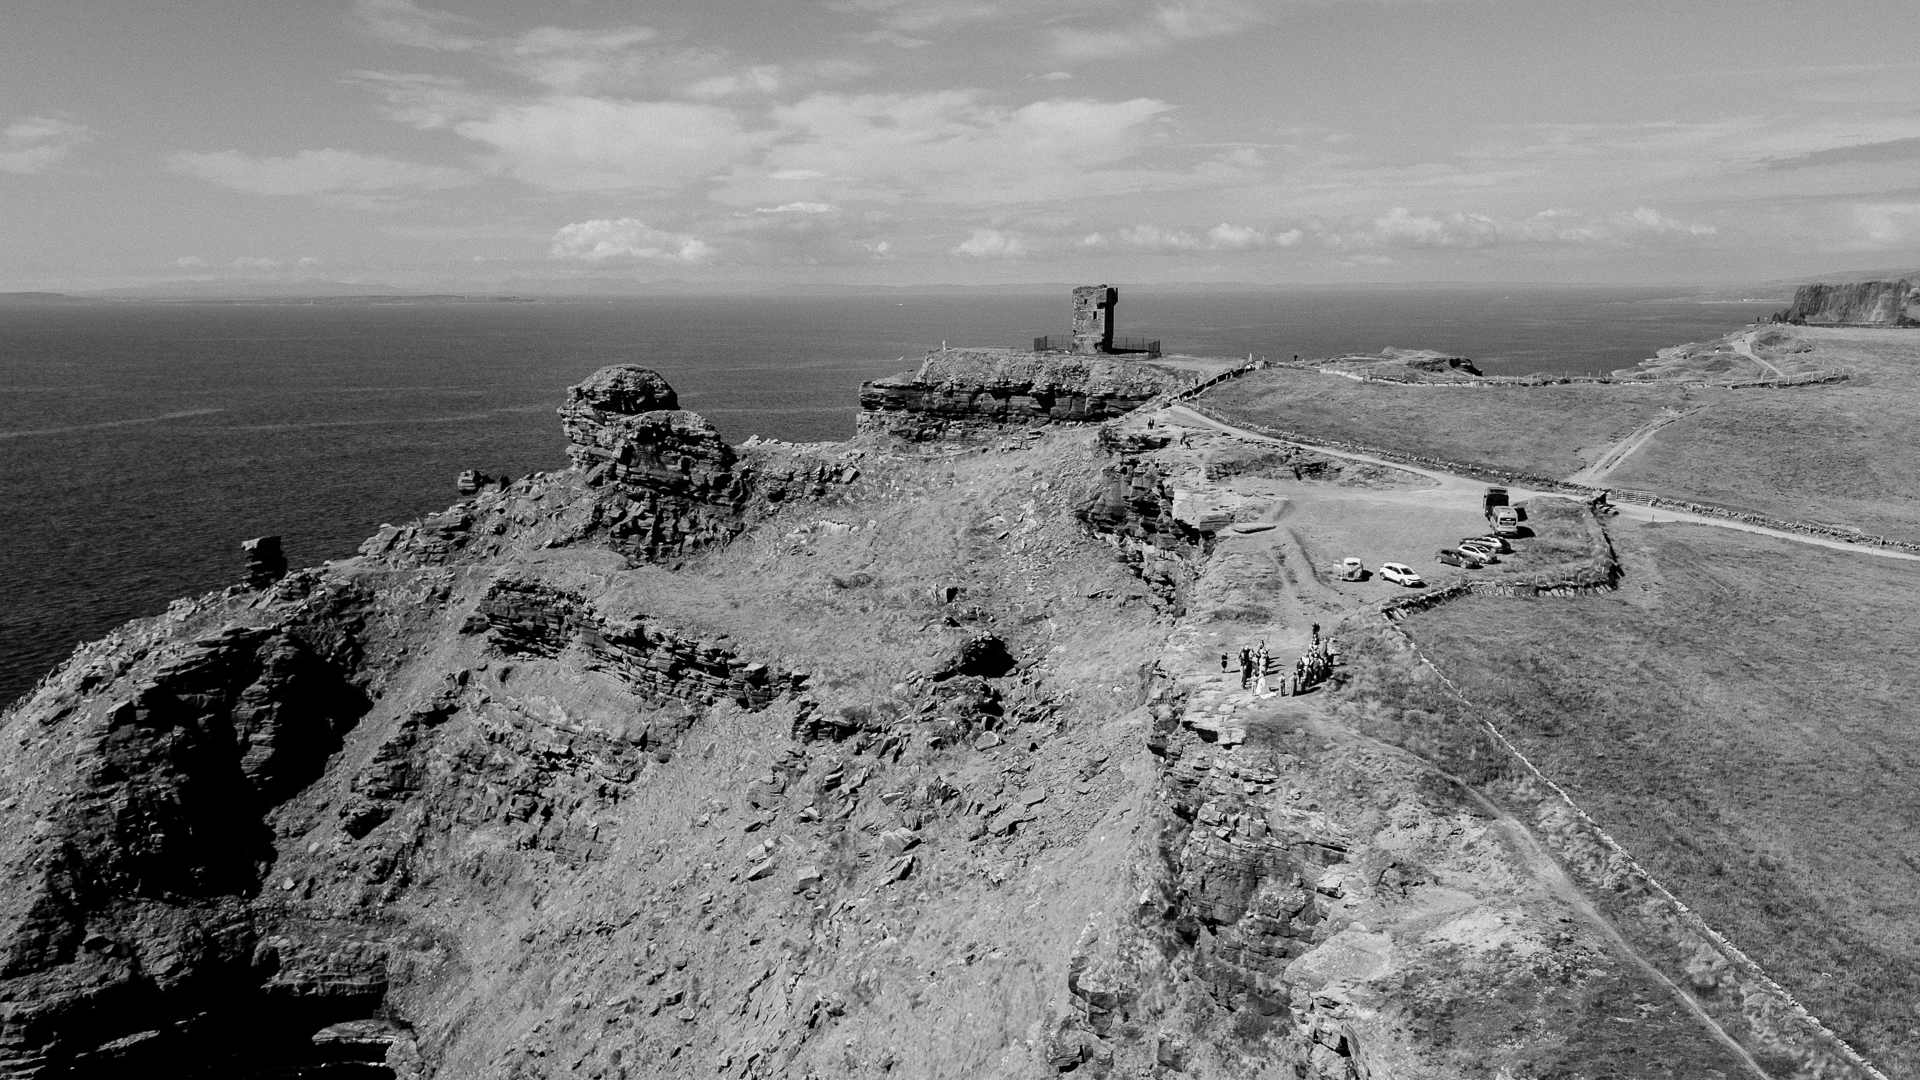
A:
1033,285,1160,357
1071,284,1118,355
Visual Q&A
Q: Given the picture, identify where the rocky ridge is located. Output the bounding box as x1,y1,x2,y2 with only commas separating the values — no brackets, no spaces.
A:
0,358,1801,1078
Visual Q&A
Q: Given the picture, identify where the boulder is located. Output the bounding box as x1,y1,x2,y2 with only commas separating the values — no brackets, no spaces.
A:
935,633,1017,680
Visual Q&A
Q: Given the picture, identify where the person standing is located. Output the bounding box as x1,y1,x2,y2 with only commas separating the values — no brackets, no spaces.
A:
1239,647,1253,689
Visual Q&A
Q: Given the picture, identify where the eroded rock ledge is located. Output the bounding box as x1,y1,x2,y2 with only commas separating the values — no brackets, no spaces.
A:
858,348,1192,440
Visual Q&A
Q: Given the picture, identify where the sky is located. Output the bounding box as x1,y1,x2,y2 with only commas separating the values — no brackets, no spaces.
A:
3,0,1919,292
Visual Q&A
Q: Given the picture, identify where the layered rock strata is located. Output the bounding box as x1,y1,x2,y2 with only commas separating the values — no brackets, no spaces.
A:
858,348,1189,440
560,365,755,559
1773,279,1919,326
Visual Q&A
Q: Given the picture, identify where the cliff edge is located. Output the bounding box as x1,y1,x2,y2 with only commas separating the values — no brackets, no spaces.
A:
1773,279,1919,326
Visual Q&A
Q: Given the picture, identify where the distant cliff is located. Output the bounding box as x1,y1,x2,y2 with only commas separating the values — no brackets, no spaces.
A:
1774,280,1919,326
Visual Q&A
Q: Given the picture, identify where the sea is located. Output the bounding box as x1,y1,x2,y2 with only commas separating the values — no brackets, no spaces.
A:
0,286,1783,705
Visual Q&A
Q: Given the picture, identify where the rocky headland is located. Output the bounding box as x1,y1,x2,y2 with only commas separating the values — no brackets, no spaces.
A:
0,330,1885,1079
1772,279,1918,327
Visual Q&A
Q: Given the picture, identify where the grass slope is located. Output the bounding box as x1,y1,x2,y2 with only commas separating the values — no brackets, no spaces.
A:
1607,327,1920,541
1400,519,1920,1073
1201,368,1704,480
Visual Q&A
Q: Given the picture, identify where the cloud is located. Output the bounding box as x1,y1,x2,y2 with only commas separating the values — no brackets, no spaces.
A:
756,202,839,213
352,0,483,51
453,97,769,192
232,257,283,269
358,0,849,99
953,229,1030,257
827,0,999,33
1850,202,1920,246
549,218,711,261
860,30,935,48
166,148,473,196
741,92,1178,205
0,116,91,174
1081,222,1302,251
1052,0,1266,60
1766,136,1920,171
1332,206,1716,249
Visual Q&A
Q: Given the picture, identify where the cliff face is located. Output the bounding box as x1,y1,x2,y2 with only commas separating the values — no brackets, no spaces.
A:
858,349,1189,440
0,363,1785,1079
1775,279,1919,326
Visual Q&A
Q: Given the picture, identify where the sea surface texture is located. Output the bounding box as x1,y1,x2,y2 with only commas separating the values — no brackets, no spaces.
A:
0,288,1774,704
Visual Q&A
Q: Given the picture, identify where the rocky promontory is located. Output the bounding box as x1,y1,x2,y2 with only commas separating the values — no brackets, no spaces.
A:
1773,279,1919,326
858,348,1194,440
0,351,1853,1079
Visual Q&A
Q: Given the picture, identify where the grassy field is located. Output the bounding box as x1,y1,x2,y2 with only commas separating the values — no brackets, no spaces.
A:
1607,327,1920,541
1201,367,1707,480
1398,518,1920,1073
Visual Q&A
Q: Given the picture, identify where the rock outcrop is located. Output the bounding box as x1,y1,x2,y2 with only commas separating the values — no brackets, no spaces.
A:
560,365,754,559
858,349,1189,440
1773,279,1919,326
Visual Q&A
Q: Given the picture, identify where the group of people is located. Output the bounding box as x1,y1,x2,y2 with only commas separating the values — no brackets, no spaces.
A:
1222,623,1340,698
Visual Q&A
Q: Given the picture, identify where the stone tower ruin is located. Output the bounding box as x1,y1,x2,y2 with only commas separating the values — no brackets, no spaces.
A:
1071,285,1117,355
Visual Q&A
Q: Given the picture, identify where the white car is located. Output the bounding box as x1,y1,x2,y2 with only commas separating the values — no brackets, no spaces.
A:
1379,562,1426,588
1456,539,1501,563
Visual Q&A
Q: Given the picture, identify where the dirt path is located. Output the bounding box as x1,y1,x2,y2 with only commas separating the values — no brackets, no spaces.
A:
1163,403,1920,564
1731,330,1784,378
1563,406,1702,486
1459,783,1774,1079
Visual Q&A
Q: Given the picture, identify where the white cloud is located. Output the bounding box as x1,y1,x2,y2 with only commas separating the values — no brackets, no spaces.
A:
0,116,91,174
828,0,999,33
756,202,839,214
1850,202,1920,246
953,229,1030,257
1082,221,1300,251
166,148,472,196
1333,206,1717,249
1052,0,1266,59
232,257,283,269
550,218,711,261
397,92,769,193
745,92,1177,205
352,0,483,51
860,30,934,48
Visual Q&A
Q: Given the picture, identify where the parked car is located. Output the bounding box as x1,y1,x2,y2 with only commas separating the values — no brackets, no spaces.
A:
1339,556,1367,581
1436,548,1484,569
1379,562,1426,587
1456,540,1501,563
1464,533,1512,553
1489,505,1522,538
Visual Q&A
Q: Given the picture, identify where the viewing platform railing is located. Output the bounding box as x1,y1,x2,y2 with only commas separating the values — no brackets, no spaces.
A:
1030,334,1162,358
